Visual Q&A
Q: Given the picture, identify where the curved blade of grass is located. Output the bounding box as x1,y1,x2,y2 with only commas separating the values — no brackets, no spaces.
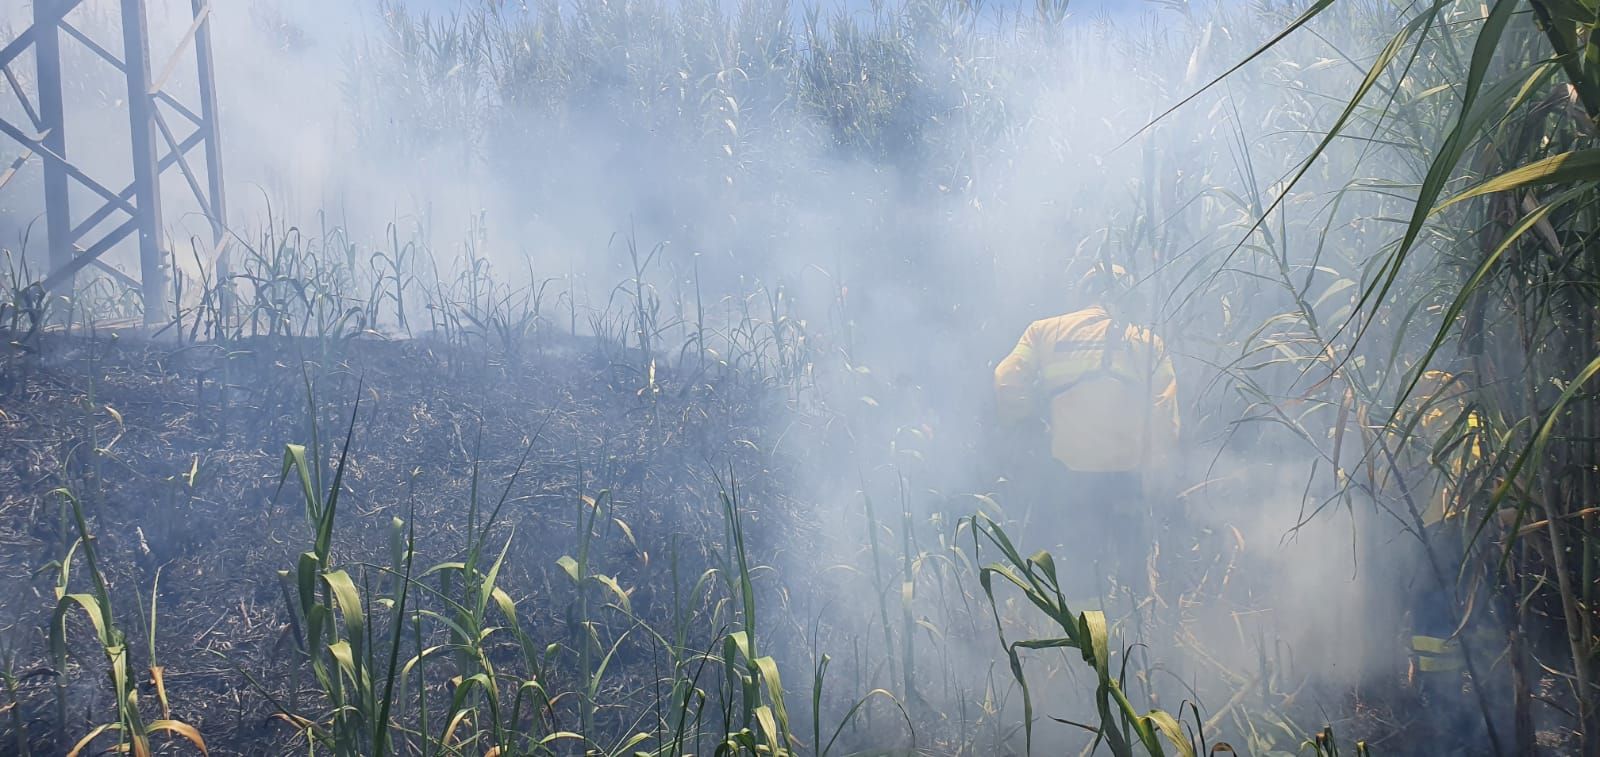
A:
1126,0,1338,146
146,719,208,754
1144,710,1195,757
1388,186,1586,432
374,502,416,757
1483,352,1600,566
1342,0,1519,350
66,722,119,757
1435,149,1600,210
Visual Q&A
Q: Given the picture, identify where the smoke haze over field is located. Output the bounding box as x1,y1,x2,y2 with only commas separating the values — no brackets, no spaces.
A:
1,0,1495,749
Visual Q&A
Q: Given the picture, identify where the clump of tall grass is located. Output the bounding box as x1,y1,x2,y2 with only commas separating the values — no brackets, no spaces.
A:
203,373,840,755
972,514,1196,757
48,489,207,756
1179,0,1600,751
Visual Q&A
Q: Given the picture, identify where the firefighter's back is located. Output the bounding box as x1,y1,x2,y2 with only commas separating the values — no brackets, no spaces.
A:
1026,306,1173,474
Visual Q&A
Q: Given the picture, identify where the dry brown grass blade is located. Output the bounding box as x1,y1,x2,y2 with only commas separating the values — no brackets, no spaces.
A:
270,712,317,731
443,709,473,747
149,666,169,720
147,719,208,755
1514,507,1600,539
66,723,118,757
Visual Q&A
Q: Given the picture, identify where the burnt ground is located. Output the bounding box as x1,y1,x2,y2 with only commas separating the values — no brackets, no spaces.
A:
0,331,822,754
0,329,1572,756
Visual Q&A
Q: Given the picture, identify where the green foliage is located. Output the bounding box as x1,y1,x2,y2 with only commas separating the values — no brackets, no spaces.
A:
973,514,1195,757
48,489,207,756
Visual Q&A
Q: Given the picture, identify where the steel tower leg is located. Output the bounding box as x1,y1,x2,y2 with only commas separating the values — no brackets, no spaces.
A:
121,0,167,324
33,0,73,291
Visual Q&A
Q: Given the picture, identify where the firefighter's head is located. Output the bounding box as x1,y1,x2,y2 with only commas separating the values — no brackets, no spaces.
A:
1412,365,1475,400
1077,261,1140,314
1416,369,1461,395
1402,367,1473,423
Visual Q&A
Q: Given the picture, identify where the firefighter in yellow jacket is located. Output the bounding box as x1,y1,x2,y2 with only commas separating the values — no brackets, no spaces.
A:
1396,370,1484,694
993,263,1180,597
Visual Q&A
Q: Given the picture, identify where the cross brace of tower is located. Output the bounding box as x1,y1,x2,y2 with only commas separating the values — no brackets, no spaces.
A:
0,0,228,324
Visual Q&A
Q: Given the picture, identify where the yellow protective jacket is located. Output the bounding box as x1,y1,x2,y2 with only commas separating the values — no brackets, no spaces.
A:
1401,371,1483,528
994,306,1179,473
1397,370,1484,675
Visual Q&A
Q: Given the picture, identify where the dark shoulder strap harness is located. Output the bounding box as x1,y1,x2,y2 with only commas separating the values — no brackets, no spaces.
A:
1047,313,1136,399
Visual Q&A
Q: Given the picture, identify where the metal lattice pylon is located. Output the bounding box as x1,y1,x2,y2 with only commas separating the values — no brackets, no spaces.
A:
1,0,228,324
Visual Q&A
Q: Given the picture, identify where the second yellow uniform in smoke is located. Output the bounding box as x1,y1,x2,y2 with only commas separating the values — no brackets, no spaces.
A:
994,305,1179,476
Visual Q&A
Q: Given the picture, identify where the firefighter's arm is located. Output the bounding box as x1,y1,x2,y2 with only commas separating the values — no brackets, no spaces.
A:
1145,340,1182,496
1153,351,1180,448
994,325,1040,424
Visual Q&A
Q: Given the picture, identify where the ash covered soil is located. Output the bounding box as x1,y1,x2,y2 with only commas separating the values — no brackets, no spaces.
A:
0,332,821,754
